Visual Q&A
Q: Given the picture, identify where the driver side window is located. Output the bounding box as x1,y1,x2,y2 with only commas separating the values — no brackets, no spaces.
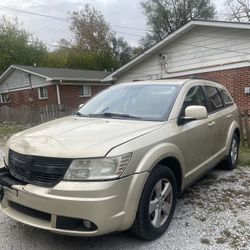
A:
180,86,206,116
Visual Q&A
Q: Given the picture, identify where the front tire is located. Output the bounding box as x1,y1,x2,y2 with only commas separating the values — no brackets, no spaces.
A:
131,165,177,241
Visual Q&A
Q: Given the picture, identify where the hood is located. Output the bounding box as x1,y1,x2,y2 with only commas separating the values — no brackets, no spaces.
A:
8,116,163,158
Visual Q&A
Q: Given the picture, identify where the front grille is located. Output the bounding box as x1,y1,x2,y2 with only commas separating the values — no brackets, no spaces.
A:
9,201,51,221
8,150,72,187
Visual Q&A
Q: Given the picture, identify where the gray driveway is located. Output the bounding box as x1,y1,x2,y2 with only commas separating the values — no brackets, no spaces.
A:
0,163,249,250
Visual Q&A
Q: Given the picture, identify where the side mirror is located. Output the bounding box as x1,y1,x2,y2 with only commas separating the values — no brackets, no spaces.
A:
185,105,208,120
178,105,208,125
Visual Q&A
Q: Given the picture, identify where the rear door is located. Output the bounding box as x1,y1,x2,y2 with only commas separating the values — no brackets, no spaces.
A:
203,86,226,154
218,88,235,147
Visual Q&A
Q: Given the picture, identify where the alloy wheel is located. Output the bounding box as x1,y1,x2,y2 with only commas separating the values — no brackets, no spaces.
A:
149,178,173,228
231,138,238,165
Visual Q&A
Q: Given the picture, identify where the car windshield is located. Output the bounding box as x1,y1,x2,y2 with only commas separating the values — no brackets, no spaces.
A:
76,84,180,121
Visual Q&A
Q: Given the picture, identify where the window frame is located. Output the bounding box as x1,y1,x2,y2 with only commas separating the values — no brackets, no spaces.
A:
202,85,224,114
218,88,234,107
38,86,48,100
179,84,208,118
80,85,92,97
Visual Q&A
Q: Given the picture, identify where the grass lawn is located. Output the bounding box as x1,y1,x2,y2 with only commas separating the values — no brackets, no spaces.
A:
0,124,28,139
0,123,249,167
239,146,250,167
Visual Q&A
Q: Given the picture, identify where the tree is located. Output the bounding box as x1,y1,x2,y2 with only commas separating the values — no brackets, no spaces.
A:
45,45,119,71
226,0,250,22
140,0,216,48
69,4,132,68
111,37,133,65
0,17,47,73
70,4,113,53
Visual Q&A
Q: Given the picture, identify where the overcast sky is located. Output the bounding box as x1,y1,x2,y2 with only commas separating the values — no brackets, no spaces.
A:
0,0,226,48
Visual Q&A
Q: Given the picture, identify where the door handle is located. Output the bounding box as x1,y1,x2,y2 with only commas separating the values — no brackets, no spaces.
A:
208,121,215,127
226,114,232,118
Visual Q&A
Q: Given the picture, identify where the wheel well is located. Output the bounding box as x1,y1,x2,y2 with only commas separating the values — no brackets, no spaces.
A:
158,157,182,195
234,128,240,141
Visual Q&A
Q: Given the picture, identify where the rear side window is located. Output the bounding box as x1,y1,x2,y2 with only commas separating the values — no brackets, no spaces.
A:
180,86,206,116
219,89,233,105
204,86,223,112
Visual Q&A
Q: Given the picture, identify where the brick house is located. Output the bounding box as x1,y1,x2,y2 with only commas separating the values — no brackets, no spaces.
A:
103,20,250,111
0,65,111,108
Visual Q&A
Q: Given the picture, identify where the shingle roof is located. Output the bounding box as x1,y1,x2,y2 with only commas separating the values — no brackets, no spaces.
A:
13,65,110,81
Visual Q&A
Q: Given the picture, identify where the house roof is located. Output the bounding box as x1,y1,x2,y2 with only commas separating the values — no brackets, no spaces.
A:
0,65,110,83
102,20,250,82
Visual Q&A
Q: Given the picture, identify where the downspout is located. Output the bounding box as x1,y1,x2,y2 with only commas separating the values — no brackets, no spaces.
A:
28,73,34,101
56,81,61,105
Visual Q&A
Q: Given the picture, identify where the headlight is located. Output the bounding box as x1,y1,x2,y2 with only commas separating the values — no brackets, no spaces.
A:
64,153,132,181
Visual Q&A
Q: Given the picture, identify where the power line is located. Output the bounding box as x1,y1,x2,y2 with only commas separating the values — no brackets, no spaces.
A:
45,34,250,60
115,31,142,37
1,22,250,59
0,5,69,22
112,24,150,32
1,14,250,76
0,5,149,33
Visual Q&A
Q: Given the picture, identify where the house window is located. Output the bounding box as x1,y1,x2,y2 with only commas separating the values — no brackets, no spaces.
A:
80,85,92,97
0,93,10,104
38,87,48,99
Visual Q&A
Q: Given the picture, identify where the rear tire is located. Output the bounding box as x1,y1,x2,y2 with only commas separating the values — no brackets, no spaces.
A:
130,164,177,241
222,133,239,170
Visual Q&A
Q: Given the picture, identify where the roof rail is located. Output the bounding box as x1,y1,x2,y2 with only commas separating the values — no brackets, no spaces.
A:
188,75,220,83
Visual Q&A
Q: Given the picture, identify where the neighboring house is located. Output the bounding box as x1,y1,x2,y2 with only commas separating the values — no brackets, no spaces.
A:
0,65,111,108
103,20,250,111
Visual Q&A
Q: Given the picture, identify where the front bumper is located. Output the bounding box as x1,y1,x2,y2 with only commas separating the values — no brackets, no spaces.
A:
0,168,149,236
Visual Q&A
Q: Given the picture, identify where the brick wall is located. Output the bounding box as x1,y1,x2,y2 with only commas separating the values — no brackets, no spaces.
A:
181,66,250,111
0,84,109,109
2,85,58,108
59,84,109,108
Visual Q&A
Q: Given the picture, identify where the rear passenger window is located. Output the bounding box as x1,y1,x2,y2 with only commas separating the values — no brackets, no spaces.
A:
219,89,233,105
180,86,206,116
204,86,223,112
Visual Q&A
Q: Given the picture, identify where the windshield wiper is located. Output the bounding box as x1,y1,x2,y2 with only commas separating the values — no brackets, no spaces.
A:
89,112,142,120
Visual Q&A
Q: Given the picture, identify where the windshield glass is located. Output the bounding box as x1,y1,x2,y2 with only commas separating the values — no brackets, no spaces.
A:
76,84,180,121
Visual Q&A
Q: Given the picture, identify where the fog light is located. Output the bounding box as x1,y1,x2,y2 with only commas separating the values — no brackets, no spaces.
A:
56,216,97,231
0,185,4,202
83,220,91,229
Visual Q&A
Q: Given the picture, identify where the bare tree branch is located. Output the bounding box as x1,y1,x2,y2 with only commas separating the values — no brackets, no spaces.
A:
226,0,250,22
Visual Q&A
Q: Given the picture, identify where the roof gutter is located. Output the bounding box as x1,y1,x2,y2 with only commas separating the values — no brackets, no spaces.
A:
51,77,106,82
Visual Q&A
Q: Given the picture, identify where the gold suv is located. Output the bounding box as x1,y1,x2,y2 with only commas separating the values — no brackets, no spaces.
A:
0,79,240,240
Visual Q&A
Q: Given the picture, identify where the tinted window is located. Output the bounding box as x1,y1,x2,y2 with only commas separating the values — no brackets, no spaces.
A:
77,84,180,121
204,86,223,112
219,89,233,105
181,86,206,116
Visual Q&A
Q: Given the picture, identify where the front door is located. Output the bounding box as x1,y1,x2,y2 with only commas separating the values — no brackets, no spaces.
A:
173,85,213,175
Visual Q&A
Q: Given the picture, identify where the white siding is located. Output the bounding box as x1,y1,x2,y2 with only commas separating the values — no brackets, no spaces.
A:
0,69,48,93
116,26,250,83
